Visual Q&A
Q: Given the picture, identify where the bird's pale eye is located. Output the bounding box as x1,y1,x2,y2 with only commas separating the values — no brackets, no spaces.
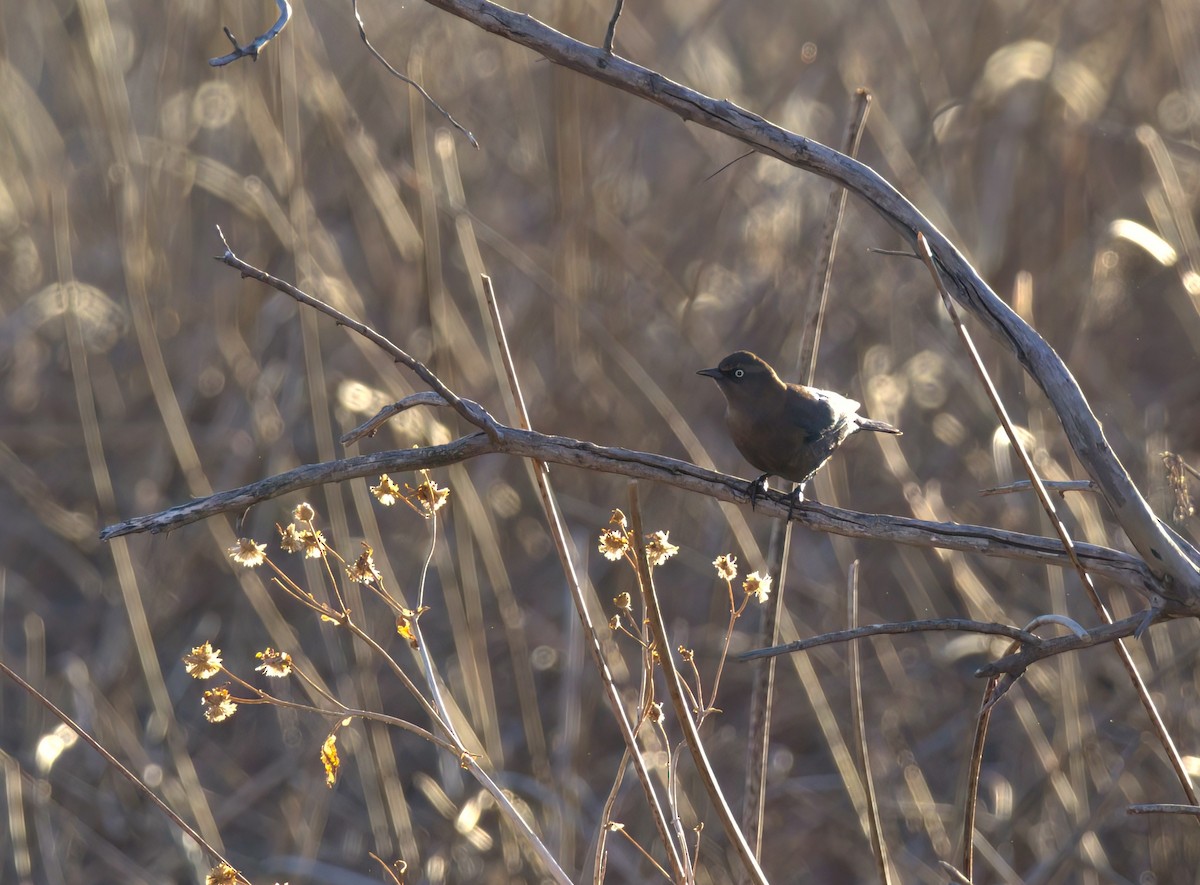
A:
734,368,744,378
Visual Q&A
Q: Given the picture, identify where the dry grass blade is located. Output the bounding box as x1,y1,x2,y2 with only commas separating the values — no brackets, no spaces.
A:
481,277,686,880
847,561,893,884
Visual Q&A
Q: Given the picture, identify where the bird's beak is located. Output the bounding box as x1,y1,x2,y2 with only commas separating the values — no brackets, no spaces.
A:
697,367,722,378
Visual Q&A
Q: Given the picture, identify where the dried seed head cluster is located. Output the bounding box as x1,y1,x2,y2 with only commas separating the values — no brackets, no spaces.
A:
370,474,402,506
413,477,450,515
228,538,266,568
598,529,629,561
255,647,293,678
202,687,238,723
644,531,679,567
205,863,240,885
321,733,340,787
743,571,773,604
276,521,325,558
346,543,382,584
370,472,450,517
596,511,678,569
183,642,223,680
712,554,738,581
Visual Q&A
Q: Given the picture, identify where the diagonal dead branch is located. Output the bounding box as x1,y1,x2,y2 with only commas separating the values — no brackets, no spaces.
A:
214,226,500,443
409,0,1200,609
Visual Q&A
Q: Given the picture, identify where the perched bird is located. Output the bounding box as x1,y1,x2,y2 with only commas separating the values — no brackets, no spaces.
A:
698,351,901,508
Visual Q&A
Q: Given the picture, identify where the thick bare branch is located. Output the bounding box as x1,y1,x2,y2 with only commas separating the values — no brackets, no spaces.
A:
100,424,1158,594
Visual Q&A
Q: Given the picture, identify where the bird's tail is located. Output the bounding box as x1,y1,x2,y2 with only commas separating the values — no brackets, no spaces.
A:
856,418,902,435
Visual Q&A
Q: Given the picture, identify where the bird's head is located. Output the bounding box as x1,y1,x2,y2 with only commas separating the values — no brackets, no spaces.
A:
697,351,782,401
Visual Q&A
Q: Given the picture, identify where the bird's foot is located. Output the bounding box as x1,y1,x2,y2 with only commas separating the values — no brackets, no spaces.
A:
785,484,807,523
748,474,772,510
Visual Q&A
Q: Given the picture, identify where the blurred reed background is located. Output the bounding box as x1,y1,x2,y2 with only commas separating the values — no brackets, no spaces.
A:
1,0,1199,881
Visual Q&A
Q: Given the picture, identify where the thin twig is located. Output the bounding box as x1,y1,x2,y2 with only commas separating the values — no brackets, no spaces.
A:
209,0,291,66
975,612,1160,677
960,673,1000,880
99,434,1162,594
743,89,874,861
1127,804,1200,816
798,88,873,385
352,0,478,148
738,618,1042,662
979,479,1099,497
602,0,625,54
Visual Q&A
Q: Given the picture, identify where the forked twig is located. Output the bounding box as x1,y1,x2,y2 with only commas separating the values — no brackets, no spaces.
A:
209,0,291,67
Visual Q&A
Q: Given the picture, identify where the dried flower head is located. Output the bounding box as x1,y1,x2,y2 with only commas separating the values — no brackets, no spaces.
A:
293,502,316,522
183,642,223,680
255,648,293,678
678,645,694,663
396,609,421,648
300,529,327,560
278,523,303,553
609,509,628,531
645,531,679,567
613,592,633,613
743,571,773,604
202,687,238,723
321,733,340,787
1163,452,1195,522
609,614,622,631
371,474,402,506
206,863,240,885
346,543,382,584
228,538,266,568
648,702,664,724
712,554,738,582
413,477,450,516
598,528,628,561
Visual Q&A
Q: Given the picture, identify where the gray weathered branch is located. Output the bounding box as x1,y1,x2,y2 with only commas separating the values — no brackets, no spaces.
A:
100,422,1158,596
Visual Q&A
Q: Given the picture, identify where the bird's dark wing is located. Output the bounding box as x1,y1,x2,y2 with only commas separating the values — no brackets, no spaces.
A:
785,385,849,444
